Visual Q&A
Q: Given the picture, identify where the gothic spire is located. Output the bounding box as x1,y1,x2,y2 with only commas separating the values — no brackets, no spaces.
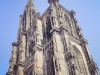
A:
48,0,59,4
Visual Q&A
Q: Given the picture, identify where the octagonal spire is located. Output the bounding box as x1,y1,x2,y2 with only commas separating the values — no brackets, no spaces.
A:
48,0,59,4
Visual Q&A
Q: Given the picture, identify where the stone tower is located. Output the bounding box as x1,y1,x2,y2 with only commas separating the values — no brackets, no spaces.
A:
6,0,99,75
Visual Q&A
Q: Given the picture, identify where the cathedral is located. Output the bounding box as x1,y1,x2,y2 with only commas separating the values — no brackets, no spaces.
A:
6,0,99,75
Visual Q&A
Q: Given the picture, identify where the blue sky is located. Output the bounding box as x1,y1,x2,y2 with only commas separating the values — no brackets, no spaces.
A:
0,0,100,75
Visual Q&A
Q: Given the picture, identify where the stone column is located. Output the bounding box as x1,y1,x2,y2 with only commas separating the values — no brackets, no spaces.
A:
52,31,62,75
21,32,26,62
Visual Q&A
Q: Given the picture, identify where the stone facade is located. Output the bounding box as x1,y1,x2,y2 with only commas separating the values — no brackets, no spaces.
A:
6,0,99,75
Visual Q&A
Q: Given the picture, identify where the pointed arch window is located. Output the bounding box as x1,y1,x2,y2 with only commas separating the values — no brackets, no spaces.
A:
66,45,87,75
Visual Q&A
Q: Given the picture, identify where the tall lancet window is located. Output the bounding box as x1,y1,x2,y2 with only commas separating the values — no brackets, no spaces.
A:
72,45,87,75
46,16,52,40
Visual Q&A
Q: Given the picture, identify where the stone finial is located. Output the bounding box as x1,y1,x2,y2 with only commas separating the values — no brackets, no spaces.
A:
27,0,33,5
27,0,35,9
70,10,76,15
48,0,59,4
12,42,18,46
